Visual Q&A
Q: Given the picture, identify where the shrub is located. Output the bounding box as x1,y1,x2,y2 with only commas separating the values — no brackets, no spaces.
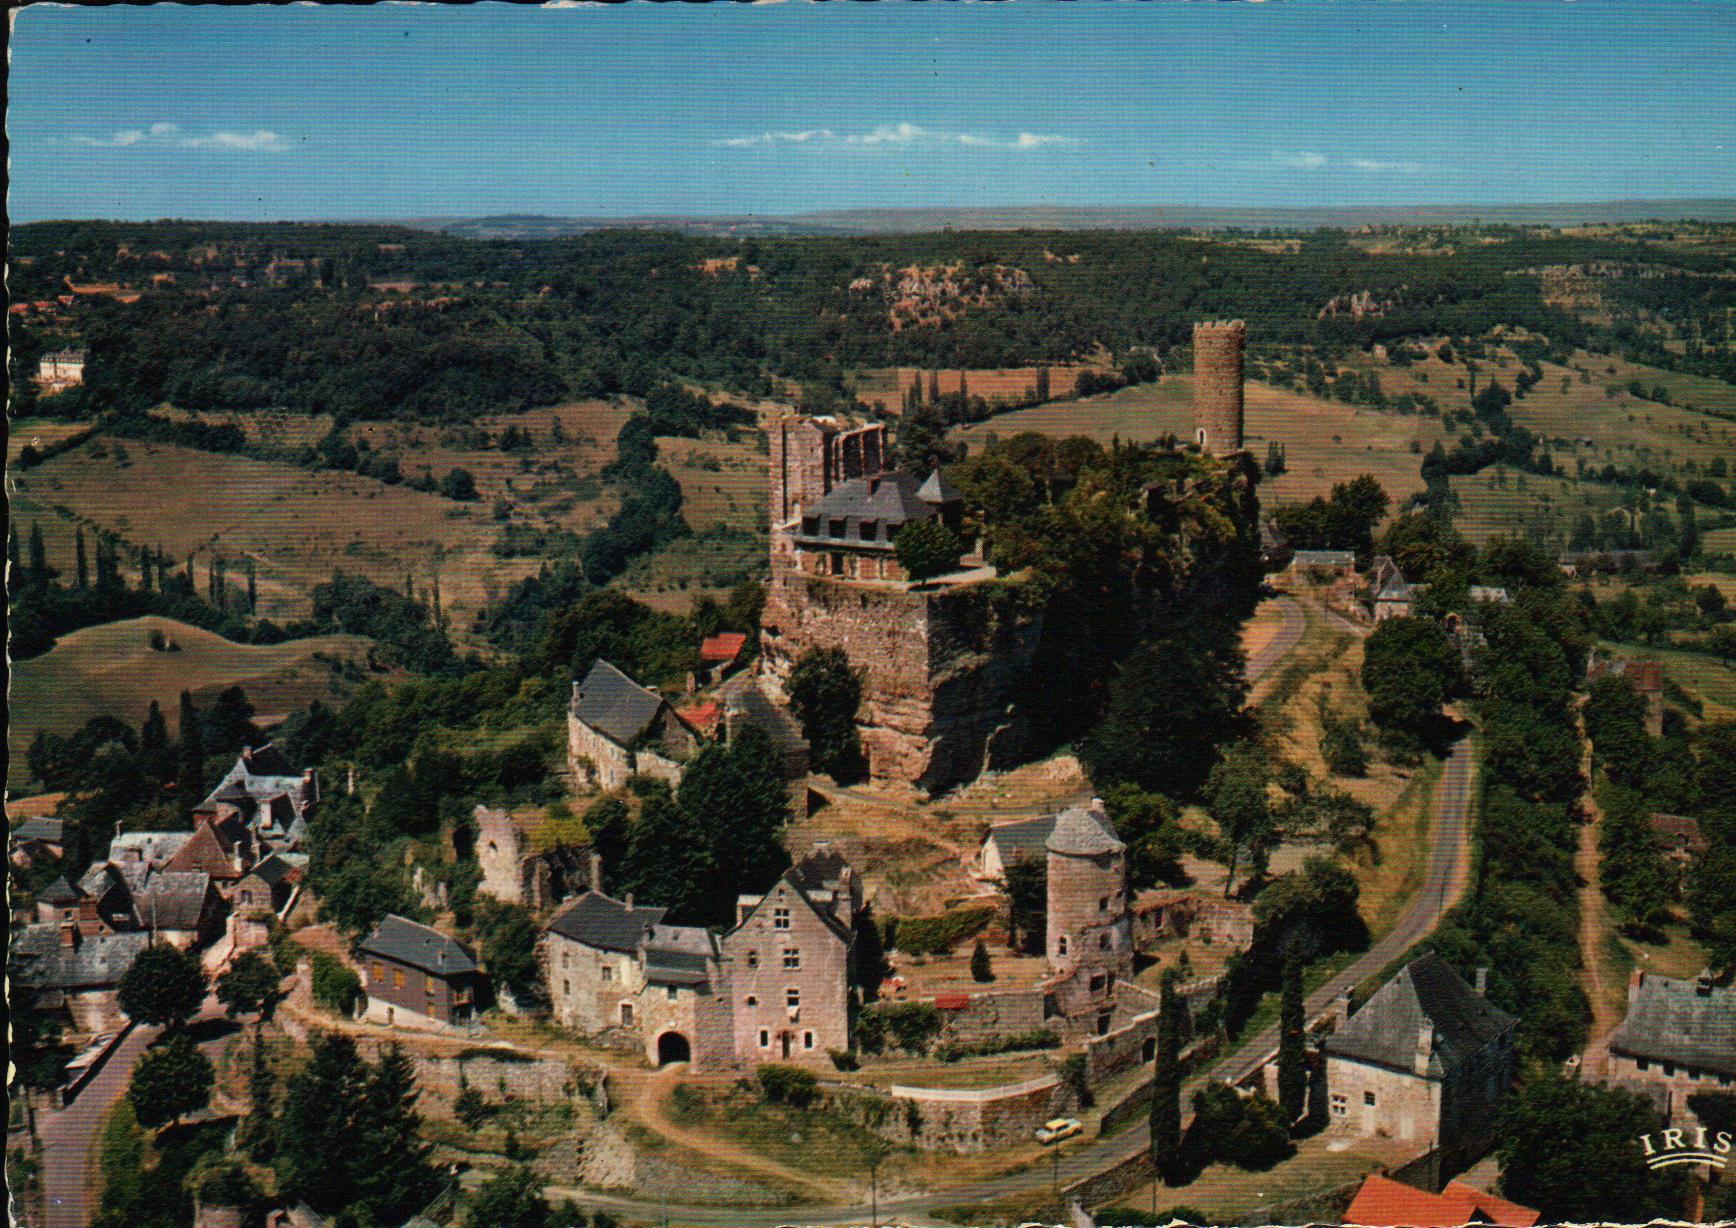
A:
829,1049,859,1072
756,1064,818,1108
854,1002,943,1055
933,1030,1059,1063
1321,715,1369,777
197,1162,263,1208
890,906,996,956
309,952,361,1016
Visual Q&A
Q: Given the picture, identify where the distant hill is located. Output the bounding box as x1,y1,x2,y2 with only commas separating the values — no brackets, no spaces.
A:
408,199,1736,239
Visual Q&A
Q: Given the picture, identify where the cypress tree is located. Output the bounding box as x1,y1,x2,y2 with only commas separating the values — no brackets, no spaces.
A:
177,689,205,801
970,938,994,983
141,700,170,778
242,1028,277,1160
247,560,258,613
278,1032,370,1212
928,370,940,403
1150,969,1185,1183
1277,944,1308,1127
75,526,90,588
27,522,49,587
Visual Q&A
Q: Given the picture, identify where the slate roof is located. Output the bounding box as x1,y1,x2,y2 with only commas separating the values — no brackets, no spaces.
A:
110,830,194,865
358,914,480,978
134,871,216,931
718,673,808,761
917,469,962,504
642,925,717,986
11,817,65,843
546,891,667,953
572,659,670,747
12,928,151,990
39,876,83,905
1046,805,1124,856
984,815,1060,866
1344,1175,1540,1228
799,471,938,545
1323,953,1516,1077
165,821,241,879
1607,973,1736,1076
788,846,851,897
1291,549,1356,567
246,853,302,888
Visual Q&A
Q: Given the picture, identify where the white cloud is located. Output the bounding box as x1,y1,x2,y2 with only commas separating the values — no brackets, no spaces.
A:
1272,150,1425,173
1349,157,1423,173
714,123,1078,152
68,123,289,152
1274,150,1329,169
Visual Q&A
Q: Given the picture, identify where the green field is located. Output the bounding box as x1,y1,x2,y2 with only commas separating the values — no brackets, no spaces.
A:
8,616,376,788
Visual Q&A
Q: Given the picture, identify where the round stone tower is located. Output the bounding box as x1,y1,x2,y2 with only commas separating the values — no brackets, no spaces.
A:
1045,803,1133,980
1193,320,1246,455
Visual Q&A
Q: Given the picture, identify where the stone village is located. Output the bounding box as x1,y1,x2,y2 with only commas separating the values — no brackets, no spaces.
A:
10,319,1733,1227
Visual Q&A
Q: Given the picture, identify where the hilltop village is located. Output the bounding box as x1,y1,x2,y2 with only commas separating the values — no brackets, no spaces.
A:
10,288,1736,1228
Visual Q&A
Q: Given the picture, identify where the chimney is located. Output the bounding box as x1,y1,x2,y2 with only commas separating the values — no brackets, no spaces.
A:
1696,971,1715,998
1329,990,1354,1029
60,922,80,949
1474,967,1488,997
589,851,604,891
1629,968,1645,1005
624,892,634,910
1413,1026,1435,1076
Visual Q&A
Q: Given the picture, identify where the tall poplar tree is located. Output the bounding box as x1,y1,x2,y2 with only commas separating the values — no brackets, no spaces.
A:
177,689,205,801
1277,944,1308,1127
75,526,90,588
1150,969,1186,1184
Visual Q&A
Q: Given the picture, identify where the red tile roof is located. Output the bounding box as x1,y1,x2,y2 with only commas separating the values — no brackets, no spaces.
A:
1344,1175,1540,1228
932,992,972,1011
700,632,749,664
679,701,724,738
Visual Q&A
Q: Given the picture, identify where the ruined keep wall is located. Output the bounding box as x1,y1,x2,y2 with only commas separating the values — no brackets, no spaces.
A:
759,572,1044,792
1193,320,1246,455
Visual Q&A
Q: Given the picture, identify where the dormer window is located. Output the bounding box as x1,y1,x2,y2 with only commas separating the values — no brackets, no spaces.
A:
829,519,847,538
858,519,878,541
802,517,819,536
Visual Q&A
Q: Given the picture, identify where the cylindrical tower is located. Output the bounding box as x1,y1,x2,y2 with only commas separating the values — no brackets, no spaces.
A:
1193,320,1246,455
1044,805,1132,978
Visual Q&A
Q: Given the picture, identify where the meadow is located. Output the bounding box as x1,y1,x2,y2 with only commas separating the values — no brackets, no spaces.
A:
8,615,375,787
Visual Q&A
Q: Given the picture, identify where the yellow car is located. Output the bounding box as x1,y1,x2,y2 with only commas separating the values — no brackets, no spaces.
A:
1035,1117,1082,1145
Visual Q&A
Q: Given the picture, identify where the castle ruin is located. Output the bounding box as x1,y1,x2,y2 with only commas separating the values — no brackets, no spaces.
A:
1193,319,1246,455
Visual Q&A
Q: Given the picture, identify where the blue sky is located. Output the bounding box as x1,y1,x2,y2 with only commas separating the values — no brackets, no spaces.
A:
10,1,1735,222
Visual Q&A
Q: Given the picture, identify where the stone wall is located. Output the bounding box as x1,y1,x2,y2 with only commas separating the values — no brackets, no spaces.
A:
579,1120,789,1206
937,987,1048,1045
1082,985,1162,1084
568,716,633,792
830,1072,1080,1154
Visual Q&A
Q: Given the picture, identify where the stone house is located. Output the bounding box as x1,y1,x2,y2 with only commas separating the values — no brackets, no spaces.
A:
722,861,857,1065
1373,576,1426,623
542,891,731,1066
357,914,485,1031
542,848,860,1069
37,348,85,392
1288,549,1357,576
230,853,305,951
976,814,1058,883
10,925,152,1033
697,631,749,684
202,742,319,849
9,816,65,866
1586,655,1667,738
787,469,963,584
1606,970,1736,1125
165,808,263,896
1322,954,1517,1171
568,659,705,792
1648,813,1709,873
474,803,601,911
133,870,227,950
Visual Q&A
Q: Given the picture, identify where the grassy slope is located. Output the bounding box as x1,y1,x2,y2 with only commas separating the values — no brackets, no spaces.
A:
8,615,374,788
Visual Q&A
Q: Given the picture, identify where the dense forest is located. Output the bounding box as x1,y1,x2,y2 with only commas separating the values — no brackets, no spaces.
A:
14,220,1736,422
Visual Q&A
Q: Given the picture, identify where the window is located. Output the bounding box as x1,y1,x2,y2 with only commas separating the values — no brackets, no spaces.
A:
666,986,678,1001
1663,1062,1677,1077
1331,1094,1348,1117
773,907,791,931
1637,1058,1650,1072
786,988,801,1009
562,951,571,969
746,995,758,1007
601,965,613,982
759,1029,770,1049
1099,933,1111,950
829,519,846,538
373,962,386,982
858,519,878,541
1099,896,1109,912
783,949,801,969
829,553,845,576
804,1031,815,1049
393,968,405,989
1363,1091,1377,1107
1057,936,1068,956
1089,973,1106,993
621,1003,634,1026
562,980,570,996
747,950,760,968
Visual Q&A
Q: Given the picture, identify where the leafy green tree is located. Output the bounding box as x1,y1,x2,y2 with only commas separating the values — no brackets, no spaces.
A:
216,950,281,1019
1494,1073,1681,1224
895,402,963,476
465,1164,549,1228
895,517,966,582
787,646,867,782
118,943,208,1029
476,898,549,1009
621,783,712,923
128,1033,214,1129
1360,616,1462,748
1597,785,1676,932
1206,741,1275,896
1687,845,1736,975
1276,944,1307,1126
1182,1084,1293,1172
441,467,480,501
1081,630,1250,798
